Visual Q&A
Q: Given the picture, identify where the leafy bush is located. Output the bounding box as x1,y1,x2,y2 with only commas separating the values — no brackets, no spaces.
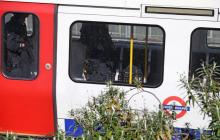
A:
69,83,173,140
180,62,220,139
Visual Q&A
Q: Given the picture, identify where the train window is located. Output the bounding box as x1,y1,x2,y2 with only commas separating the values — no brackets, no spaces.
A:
69,21,165,87
190,28,220,77
2,12,39,79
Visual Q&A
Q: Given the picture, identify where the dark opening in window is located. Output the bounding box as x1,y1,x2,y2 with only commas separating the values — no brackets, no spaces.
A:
69,21,165,87
3,12,39,79
190,28,220,77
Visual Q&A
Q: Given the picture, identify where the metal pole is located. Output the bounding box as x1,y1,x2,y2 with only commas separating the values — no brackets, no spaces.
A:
144,27,149,83
129,26,134,84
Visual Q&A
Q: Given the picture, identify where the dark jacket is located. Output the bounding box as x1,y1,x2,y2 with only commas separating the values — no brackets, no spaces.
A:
5,16,34,78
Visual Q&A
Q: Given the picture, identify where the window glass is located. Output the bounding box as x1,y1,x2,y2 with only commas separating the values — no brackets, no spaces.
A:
207,30,220,48
190,28,220,77
69,21,165,87
3,12,39,79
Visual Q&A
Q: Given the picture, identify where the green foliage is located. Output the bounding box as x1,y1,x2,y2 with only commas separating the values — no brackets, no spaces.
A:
0,132,33,140
180,62,220,139
70,84,173,140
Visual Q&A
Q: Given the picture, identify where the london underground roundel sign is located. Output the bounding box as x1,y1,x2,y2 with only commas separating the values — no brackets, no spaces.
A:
162,96,190,119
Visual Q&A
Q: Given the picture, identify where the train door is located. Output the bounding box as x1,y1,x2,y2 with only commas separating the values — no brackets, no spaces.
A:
0,1,56,136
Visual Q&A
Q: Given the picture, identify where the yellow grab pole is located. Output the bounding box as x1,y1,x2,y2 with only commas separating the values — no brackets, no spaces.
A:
129,26,134,84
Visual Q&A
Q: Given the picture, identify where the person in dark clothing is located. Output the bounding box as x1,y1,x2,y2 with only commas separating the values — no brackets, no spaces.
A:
79,23,115,81
4,13,34,78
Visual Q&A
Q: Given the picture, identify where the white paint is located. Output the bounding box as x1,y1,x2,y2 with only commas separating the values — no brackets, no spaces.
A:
56,4,220,131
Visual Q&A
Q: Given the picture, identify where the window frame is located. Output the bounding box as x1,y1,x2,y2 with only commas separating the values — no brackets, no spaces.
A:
189,27,220,78
1,12,40,80
69,20,165,88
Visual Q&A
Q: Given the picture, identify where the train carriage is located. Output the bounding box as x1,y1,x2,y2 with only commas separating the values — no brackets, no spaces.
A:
0,0,220,138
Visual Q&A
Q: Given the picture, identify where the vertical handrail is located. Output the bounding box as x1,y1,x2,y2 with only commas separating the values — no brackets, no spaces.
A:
129,26,134,84
144,27,148,83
